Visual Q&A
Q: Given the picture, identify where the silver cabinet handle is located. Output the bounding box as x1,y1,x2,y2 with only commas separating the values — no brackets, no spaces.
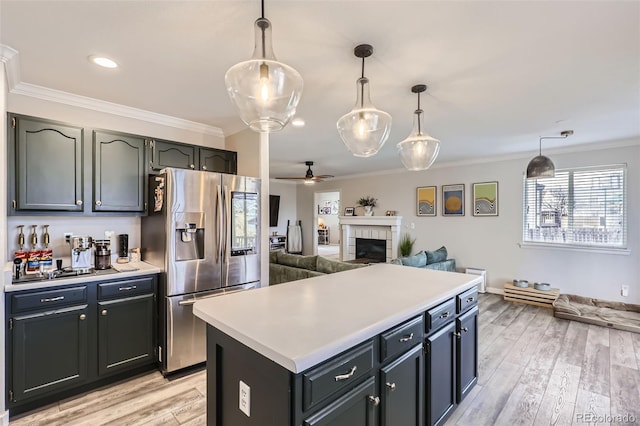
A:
454,331,462,338
41,296,64,303
467,297,475,303
118,285,137,291
462,327,469,333
399,333,414,343
79,314,86,321
101,309,108,316
95,200,102,206
386,382,396,391
76,200,83,206
202,165,207,170
368,396,380,406
439,311,450,319
190,164,195,169
334,366,357,382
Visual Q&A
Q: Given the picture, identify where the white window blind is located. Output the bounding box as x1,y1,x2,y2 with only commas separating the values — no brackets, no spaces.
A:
523,165,626,248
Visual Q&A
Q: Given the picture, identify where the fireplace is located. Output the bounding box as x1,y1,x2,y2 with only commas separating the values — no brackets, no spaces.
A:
338,216,402,263
355,238,386,263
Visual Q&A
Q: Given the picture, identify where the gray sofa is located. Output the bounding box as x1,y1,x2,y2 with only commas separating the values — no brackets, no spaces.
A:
269,251,364,285
390,246,456,272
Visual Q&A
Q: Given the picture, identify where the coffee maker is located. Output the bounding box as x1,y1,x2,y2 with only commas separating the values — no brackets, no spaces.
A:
67,236,93,272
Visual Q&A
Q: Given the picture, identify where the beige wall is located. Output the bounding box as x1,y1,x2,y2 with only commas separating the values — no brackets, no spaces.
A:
269,180,298,237
298,141,640,304
1,48,9,426
225,129,260,177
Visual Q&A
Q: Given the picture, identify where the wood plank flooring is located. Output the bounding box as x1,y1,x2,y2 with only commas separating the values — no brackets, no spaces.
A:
10,294,640,425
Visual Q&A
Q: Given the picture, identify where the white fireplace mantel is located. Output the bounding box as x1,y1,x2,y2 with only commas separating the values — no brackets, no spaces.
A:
339,216,403,262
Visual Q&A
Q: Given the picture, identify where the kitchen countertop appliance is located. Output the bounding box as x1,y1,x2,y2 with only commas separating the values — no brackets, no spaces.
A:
94,239,112,270
67,235,93,273
142,168,261,374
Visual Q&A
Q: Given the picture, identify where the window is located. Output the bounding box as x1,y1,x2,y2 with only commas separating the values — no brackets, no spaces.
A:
522,165,626,249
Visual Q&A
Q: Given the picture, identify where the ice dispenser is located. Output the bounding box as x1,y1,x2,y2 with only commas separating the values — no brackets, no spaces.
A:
174,212,205,261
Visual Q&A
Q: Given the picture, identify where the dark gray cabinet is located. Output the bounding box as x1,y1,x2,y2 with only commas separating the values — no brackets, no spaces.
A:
9,114,84,212
5,275,158,413
303,377,377,426
10,304,89,404
456,307,479,403
380,344,423,426
93,130,146,212
426,322,456,426
149,139,237,174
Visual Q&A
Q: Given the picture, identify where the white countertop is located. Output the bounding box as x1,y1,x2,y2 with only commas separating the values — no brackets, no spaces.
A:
3,261,162,292
193,264,480,373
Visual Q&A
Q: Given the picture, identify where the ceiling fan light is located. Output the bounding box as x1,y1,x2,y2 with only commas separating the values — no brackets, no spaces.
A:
225,13,303,133
526,155,555,179
337,78,392,157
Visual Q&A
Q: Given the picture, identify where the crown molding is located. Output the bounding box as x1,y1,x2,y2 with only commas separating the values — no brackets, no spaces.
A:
10,82,225,137
0,44,20,89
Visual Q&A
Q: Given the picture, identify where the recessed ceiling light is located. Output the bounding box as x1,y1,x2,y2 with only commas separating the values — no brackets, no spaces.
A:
291,118,305,128
89,55,118,69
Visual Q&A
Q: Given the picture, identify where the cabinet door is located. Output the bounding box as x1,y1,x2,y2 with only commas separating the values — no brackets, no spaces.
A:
93,131,146,212
150,140,197,170
380,344,423,426
12,115,84,211
303,377,377,426
97,293,156,376
457,307,478,403
199,148,237,174
426,322,456,426
10,305,89,404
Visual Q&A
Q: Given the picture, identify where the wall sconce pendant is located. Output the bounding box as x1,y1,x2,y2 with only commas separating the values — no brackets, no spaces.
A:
224,0,303,133
526,130,574,179
336,44,392,157
397,84,440,171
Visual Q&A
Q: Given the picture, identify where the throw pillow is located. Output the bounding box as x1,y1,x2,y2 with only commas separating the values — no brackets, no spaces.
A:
276,252,318,271
426,246,448,264
400,250,427,267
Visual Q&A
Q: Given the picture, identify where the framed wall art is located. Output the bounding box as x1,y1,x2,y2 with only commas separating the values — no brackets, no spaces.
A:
416,186,437,217
473,181,498,216
344,207,355,216
442,184,465,216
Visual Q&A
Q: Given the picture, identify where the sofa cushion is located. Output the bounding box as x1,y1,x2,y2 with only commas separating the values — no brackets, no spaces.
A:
399,251,427,267
425,259,456,272
269,250,279,263
269,263,324,285
426,246,448,264
316,256,365,274
276,252,318,271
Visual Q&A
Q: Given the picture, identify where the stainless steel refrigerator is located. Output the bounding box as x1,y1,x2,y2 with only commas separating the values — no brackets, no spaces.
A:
141,168,260,374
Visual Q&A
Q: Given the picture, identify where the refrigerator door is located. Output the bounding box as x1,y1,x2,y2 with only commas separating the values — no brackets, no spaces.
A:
222,174,261,288
166,169,223,295
163,285,255,374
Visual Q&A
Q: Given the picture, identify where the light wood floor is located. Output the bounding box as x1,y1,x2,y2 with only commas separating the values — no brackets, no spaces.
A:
10,294,640,425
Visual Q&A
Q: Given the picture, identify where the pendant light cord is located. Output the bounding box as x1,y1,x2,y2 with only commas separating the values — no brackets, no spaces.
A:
260,0,266,58
417,92,422,134
538,132,572,156
261,0,265,19
359,56,365,109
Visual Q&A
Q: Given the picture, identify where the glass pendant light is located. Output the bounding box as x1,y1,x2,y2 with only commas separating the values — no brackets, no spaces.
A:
224,0,303,133
337,44,392,157
397,84,440,171
526,130,573,179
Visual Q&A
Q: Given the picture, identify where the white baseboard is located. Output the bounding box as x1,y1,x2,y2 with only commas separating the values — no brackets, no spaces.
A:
1,410,9,426
485,286,504,296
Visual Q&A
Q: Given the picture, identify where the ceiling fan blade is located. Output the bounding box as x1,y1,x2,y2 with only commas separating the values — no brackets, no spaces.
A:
275,177,309,180
315,174,334,179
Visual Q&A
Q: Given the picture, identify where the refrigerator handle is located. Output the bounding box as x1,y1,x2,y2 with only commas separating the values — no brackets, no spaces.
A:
225,185,231,287
216,184,223,262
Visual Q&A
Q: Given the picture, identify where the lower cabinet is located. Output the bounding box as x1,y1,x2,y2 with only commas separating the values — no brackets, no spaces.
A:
10,304,90,403
380,344,423,426
5,275,158,413
303,377,377,426
426,322,456,426
457,307,479,403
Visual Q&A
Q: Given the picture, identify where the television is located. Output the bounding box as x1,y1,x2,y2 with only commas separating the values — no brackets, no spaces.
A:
269,195,280,227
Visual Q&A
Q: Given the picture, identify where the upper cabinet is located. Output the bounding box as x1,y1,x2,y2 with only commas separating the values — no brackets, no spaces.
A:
9,114,84,212
93,131,146,212
149,139,237,174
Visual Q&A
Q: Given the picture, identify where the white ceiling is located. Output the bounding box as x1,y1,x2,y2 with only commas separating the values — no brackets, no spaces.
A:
1,1,639,179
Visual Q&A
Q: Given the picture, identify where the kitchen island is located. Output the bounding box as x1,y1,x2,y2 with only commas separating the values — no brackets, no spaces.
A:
193,263,481,426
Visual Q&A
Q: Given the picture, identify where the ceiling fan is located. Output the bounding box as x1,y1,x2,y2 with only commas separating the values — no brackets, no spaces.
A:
275,161,334,183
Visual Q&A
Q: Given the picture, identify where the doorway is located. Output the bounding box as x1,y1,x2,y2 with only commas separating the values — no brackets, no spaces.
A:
313,190,340,260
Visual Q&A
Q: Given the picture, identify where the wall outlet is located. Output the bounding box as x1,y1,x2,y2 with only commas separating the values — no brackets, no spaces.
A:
410,222,415,229
621,285,629,297
239,380,250,417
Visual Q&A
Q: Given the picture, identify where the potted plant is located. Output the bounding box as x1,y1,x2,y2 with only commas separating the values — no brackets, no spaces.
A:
357,196,378,216
399,233,415,257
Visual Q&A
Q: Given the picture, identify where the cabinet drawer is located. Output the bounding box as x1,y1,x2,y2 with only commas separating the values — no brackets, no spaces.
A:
380,315,423,363
302,340,374,411
426,298,456,333
98,276,155,300
457,287,478,314
11,286,88,314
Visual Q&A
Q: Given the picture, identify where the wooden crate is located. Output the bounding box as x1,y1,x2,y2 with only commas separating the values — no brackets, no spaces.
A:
503,282,559,308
